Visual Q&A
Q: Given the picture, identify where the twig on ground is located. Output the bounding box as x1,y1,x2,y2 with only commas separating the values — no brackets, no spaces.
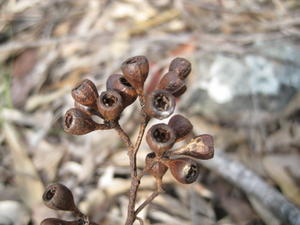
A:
199,150,300,225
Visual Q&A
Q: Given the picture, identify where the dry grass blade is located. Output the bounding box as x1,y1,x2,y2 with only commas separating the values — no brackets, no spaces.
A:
2,122,44,208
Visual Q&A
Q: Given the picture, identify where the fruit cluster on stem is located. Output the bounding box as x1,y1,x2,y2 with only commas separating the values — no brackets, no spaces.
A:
41,56,214,225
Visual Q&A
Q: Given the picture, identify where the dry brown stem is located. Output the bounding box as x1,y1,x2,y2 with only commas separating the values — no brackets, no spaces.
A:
114,95,157,225
134,190,161,217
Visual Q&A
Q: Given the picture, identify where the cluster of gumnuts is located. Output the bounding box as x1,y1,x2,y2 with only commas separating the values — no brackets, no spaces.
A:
41,56,214,225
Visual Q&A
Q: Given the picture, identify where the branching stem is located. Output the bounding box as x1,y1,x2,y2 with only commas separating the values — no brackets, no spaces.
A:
114,123,134,150
114,94,155,225
134,190,160,216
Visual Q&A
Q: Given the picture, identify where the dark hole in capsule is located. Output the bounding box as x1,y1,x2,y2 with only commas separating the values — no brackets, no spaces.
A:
153,128,170,143
120,77,132,87
186,165,198,182
44,188,56,201
148,152,156,158
78,218,86,225
102,94,117,107
154,94,169,111
65,114,73,128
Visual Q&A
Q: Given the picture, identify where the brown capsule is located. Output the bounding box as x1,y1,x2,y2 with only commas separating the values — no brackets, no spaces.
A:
63,108,98,135
40,218,80,225
97,90,123,121
158,71,185,96
145,152,168,179
171,134,214,160
71,79,99,107
168,114,193,141
169,57,191,80
146,123,176,156
172,84,187,97
106,74,137,107
166,157,199,184
144,89,176,119
121,55,149,94
42,183,77,211
74,101,102,118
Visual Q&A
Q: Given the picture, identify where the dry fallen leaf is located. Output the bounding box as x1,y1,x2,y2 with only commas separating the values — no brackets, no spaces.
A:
3,122,44,209
263,154,300,206
3,122,44,223
248,196,280,225
33,140,65,181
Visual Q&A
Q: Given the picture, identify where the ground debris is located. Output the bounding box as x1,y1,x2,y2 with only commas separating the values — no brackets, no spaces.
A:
1,0,300,224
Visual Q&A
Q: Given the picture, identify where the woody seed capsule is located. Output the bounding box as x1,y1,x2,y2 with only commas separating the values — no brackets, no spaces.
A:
106,74,137,107
121,55,149,94
169,57,191,80
146,123,176,156
42,183,77,211
171,134,214,160
74,101,102,118
158,71,186,97
63,108,98,135
168,114,193,141
166,157,199,184
144,89,175,119
71,79,99,107
97,90,124,121
172,85,187,97
145,152,168,179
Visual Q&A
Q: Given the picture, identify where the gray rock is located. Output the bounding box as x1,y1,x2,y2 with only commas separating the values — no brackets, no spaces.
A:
0,201,30,225
180,40,300,126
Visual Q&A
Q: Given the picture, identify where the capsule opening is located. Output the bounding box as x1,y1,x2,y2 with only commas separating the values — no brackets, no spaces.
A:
185,164,198,183
102,94,117,107
65,113,73,128
153,127,170,143
120,77,132,87
154,93,170,112
44,187,56,201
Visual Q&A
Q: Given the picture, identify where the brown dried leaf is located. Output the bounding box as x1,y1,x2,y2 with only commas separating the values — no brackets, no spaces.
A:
33,140,65,181
12,49,38,79
248,196,280,225
11,49,38,107
3,122,44,208
263,154,300,206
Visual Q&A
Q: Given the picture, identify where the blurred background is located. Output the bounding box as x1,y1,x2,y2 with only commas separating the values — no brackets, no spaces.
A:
0,0,300,225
